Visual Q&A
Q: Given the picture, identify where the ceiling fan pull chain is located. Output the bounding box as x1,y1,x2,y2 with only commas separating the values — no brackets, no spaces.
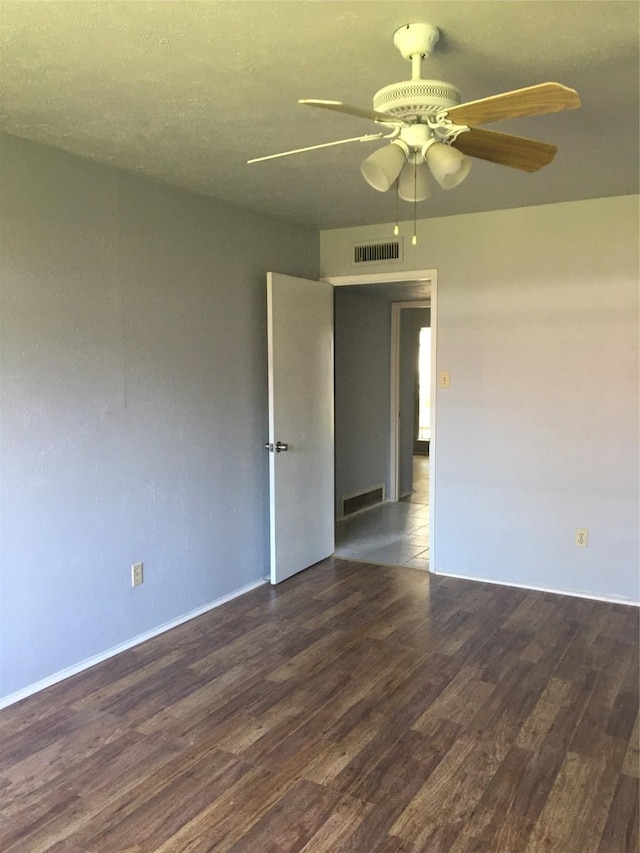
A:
394,181,400,236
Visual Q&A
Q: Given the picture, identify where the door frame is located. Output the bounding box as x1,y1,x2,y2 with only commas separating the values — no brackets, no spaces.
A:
390,300,431,500
323,268,438,573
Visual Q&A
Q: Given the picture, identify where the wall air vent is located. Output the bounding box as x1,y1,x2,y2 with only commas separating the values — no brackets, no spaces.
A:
352,238,402,266
342,485,385,518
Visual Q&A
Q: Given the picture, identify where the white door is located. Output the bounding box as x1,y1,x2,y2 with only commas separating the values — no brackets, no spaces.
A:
267,272,334,584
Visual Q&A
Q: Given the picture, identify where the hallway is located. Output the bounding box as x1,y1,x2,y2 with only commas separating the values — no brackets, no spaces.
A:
334,456,430,569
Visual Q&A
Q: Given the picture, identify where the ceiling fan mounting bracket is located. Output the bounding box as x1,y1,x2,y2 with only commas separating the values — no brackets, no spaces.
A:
427,114,470,144
393,23,440,61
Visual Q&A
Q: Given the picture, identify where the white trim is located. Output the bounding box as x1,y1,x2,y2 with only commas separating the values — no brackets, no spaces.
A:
389,300,430,503
389,304,401,502
429,278,438,573
433,569,640,607
266,273,277,582
388,295,437,573
0,579,267,709
323,269,437,287
328,267,438,574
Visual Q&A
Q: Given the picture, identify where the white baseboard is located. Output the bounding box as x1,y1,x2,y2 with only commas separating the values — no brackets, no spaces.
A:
431,567,639,607
0,578,267,710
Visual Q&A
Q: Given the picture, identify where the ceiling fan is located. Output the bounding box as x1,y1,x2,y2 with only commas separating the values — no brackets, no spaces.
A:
248,22,581,206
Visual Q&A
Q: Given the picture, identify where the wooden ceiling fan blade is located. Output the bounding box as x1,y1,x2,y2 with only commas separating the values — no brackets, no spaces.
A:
445,82,580,127
247,132,384,164
299,99,408,125
451,127,557,172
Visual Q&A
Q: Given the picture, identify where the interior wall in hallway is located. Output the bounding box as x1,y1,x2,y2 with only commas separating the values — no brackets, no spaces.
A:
334,290,390,516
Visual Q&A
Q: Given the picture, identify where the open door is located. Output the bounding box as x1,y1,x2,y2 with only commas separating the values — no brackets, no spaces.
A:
266,272,334,584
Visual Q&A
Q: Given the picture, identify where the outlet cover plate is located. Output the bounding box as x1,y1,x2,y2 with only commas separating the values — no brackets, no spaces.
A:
575,529,588,547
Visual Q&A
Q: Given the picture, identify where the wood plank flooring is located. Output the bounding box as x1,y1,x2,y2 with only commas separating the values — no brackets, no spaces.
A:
1,558,638,852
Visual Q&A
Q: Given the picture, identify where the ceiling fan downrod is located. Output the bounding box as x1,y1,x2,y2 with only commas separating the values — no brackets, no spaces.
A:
393,22,440,81
373,24,461,122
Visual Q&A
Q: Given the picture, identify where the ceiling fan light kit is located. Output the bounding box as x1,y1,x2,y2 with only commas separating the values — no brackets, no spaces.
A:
398,161,431,202
422,139,473,190
360,139,408,191
249,21,581,239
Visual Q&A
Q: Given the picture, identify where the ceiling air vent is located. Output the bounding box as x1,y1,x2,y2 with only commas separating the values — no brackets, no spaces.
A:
353,238,402,266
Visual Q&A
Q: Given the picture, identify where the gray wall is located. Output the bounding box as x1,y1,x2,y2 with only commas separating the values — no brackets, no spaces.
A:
322,196,640,603
334,290,391,516
0,134,319,700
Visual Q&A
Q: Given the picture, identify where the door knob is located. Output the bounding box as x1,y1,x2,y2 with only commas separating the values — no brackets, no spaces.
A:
264,441,289,452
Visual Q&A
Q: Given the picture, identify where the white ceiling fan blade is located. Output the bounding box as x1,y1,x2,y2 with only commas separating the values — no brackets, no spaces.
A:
247,133,385,164
299,99,409,125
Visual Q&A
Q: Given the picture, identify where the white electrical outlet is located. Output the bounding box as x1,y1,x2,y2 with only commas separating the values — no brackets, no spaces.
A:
439,370,450,388
575,529,588,548
132,562,144,586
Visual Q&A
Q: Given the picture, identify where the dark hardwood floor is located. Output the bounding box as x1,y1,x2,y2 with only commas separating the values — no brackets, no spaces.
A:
1,557,638,852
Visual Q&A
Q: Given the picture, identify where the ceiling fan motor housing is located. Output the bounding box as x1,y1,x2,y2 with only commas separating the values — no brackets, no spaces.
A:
373,80,461,120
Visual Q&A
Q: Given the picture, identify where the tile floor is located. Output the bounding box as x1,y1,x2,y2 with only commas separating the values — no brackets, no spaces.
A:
334,455,430,570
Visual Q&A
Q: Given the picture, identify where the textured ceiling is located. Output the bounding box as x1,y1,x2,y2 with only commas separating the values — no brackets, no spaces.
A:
1,1,638,229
